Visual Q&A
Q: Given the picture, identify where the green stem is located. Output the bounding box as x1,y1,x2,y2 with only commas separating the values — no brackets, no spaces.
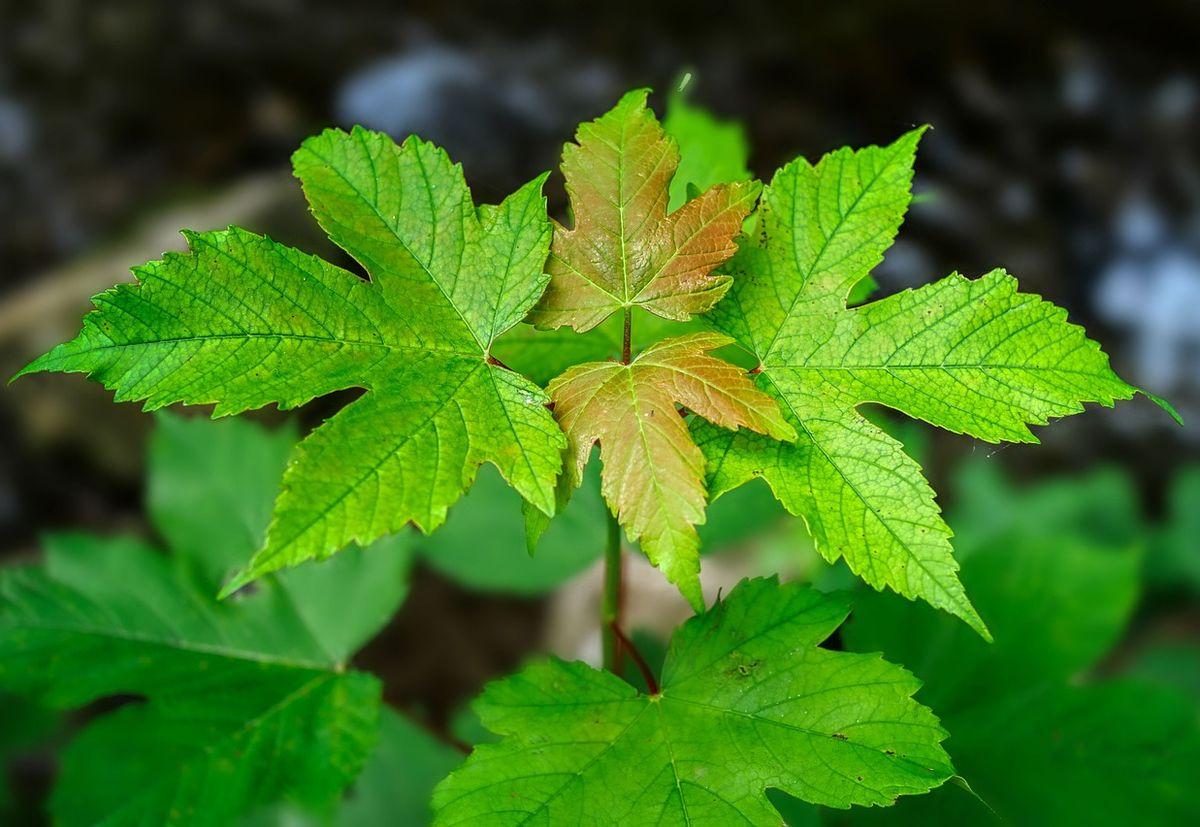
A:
602,510,623,673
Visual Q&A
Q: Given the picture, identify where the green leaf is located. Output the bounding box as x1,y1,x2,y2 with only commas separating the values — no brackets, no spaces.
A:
921,681,1200,827
837,532,1200,825
1129,643,1200,708
493,309,709,387
663,87,752,211
0,692,57,819
338,708,463,827
0,535,381,826
846,538,1140,714
417,462,605,594
1148,466,1200,594
697,475,788,552
148,412,414,661
431,578,953,824
147,411,298,585
947,458,1140,561
416,449,788,598
530,89,761,331
237,708,464,827
548,334,795,609
0,415,415,825
18,128,565,592
697,128,1142,637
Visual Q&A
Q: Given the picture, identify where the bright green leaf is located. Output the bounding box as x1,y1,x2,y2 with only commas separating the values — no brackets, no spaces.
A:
431,578,953,824
19,129,565,593
697,129,1143,637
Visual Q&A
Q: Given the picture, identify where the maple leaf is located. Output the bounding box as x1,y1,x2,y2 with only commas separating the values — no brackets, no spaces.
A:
0,414,413,826
491,89,754,386
17,128,566,592
529,89,761,332
431,577,953,825
833,469,1200,826
695,128,1152,637
548,332,794,609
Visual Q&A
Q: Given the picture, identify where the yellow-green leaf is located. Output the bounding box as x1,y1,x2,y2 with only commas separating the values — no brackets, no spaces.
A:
19,128,566,593
698,128,1149,638
431,578,953,824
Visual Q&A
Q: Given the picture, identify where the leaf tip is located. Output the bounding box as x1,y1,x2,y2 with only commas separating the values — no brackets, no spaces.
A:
769,417,799,443
10,354,47,383
617,86,653,111
963,607,993,643
217,568,255,600
1140,388,1184,426
683,578,706,614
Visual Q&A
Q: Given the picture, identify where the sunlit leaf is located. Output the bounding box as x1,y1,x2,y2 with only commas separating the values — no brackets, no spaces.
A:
697,129,1143,637
20,130,565,593
433,578,953,824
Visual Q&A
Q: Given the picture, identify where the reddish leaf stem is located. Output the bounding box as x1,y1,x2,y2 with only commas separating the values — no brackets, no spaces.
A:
446,733,473,755
610,621,659,694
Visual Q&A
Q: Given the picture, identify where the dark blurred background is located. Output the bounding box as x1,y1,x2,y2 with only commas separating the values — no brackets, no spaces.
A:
1,0,1198,819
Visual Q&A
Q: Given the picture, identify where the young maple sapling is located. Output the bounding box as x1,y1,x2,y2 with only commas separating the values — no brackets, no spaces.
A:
8,86,1177,825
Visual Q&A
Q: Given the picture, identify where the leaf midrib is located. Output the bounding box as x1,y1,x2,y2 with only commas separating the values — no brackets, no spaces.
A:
12,617,333,671
261,361,484,557
761,146,907,362
303,136,486,353
759,372,972,621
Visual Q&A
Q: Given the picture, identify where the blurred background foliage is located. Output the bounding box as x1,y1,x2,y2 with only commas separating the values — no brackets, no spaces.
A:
1,1,1198,824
